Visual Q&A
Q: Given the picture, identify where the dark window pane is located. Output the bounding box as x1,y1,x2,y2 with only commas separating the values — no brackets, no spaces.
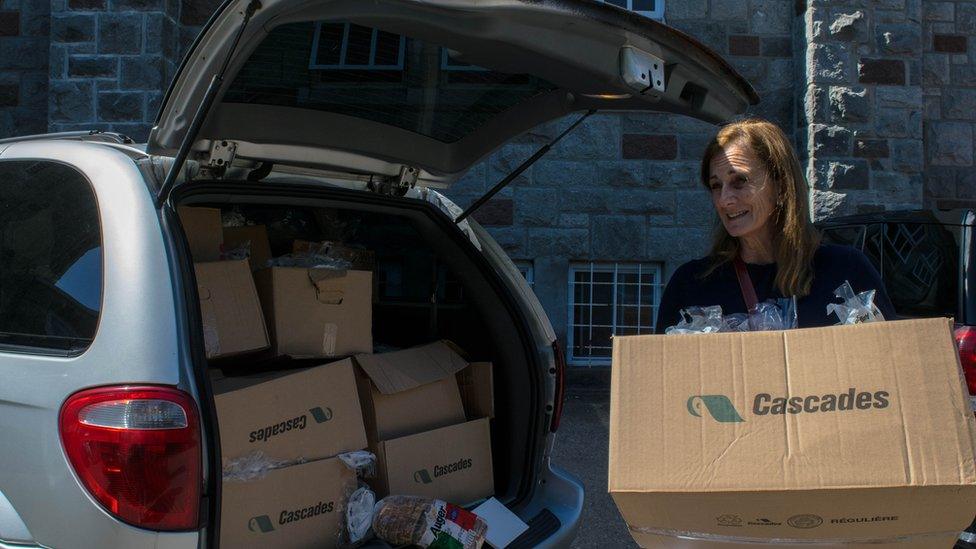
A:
593,271,614,284
617,282,638,305
374,31,402,66
605,0,627,7
591,283,612,306
575,271,591,283
316,22,345,65
0,161,101,352
633,0,656,11
591,303,612,326
573,283,590,304
618,272,637,284
225,21,556,143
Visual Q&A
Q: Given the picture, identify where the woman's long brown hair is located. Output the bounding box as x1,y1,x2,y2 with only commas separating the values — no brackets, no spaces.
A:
700,119,821,297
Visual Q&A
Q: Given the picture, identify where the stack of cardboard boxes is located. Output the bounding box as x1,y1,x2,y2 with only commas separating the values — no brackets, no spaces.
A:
178,207,495,548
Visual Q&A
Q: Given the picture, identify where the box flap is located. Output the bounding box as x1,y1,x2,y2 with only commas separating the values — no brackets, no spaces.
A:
457,362,494,420
195,259,269,358
609,318,976,494
179,206,223,262
356,341,468,395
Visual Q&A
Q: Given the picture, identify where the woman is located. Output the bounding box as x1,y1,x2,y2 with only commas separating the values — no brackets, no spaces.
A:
655,118,895,333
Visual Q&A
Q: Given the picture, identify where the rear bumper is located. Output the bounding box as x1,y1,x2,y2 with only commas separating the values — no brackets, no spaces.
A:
515,462,585,549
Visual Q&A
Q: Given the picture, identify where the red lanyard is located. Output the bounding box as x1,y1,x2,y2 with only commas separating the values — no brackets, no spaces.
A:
733,256,759,313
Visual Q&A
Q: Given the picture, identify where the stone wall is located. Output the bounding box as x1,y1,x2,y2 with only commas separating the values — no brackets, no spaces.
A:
0,0,50,137
921,0,976,208
800,0,926,219
48,0,181,141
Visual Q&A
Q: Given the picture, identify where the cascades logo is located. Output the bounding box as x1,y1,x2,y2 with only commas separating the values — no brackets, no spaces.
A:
687,395,745,423
247,406,333,443
688,389,890,422
248,515,274,533
414,458,473,484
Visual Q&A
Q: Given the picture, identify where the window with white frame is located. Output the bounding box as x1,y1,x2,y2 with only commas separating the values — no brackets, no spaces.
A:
514,260,535,288
310,22,406,70
568,262,662,365
599,0,664,20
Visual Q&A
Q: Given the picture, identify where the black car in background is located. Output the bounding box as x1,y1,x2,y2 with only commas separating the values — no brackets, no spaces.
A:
819,209,976,548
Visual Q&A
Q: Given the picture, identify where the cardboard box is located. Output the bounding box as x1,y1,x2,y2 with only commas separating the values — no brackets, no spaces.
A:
374,418,493,505
224,225,272,272
220,457,356,549
609,318,976,547
195,260,269,359
212,358,367,463
178,206,223,262
355,341,469,441
255,267,372,358
457,362,494,420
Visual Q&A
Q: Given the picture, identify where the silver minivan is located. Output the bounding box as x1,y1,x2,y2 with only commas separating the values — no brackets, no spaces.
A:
0,1,754,547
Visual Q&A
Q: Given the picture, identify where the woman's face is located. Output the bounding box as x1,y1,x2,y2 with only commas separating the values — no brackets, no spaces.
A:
707,140,778,240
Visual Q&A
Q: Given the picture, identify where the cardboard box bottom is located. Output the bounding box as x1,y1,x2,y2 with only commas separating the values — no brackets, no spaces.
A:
630,530,961,549
221,457,356,549
375,417,493,505
612,487,976,549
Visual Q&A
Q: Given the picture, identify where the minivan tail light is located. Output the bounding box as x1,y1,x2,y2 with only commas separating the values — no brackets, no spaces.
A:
954,326,976,406
550,340,567,432
59,386,201,531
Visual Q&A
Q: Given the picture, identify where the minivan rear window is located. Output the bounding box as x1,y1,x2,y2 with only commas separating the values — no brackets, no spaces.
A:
0,160,101,353
224,21,557,143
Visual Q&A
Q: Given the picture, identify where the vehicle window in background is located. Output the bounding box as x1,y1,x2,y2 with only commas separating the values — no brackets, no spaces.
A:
0,161,102,352
822,222,959,318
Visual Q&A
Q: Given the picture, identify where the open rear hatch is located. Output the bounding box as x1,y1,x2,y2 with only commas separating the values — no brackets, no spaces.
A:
149,0,756,188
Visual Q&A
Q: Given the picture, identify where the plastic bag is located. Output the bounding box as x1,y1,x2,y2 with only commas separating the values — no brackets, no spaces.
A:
345,485,377,546
338,450,377,479
221,239,251,261
372,496,487,549
748,297,798,331
665,306,724,334
826,281,884,324
267,252,352,270
222,451,290,482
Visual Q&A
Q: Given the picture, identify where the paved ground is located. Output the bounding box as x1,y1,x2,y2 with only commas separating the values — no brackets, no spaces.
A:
550,380,638,549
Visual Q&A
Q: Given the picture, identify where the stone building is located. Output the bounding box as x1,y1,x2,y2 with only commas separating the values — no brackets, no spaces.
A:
0,0,972,365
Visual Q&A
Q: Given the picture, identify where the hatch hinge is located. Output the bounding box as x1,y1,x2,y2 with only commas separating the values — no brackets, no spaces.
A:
201,140,237,179
368,165,420,196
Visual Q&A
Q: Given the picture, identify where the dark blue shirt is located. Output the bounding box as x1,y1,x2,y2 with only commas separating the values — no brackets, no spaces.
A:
655,244,897,333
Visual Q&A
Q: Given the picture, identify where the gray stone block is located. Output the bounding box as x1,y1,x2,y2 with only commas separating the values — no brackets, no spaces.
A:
750,0,792,34
52,14,94,43
927,121,973,166
488,142,536,186
591,161,659,188
50,80,94,122
514,187,562,227
97,90,143,122
958,3,976,34
559,214,589,228
923,166,957,198
876,23,921,55
647,227,710,262
875,172,922,204
590,215,646,259
21,4,50,37
671,21,732,53
811,189,850,220
450,162,486,195
853,137,890,158
875,10,906,24
829,10,867,42
605,190,676,216
710,0,748,21
876,0,906,10
528,228,589,258
811,124,853,156
808,43,853,83
146,91,163,119
858,58,906,86
533,159,596,188
875,108,910,137
890,139,923,172
750,89,793,129
876,87,922,110
762,36,792,57
146,13,176,57
18,72,47,111
829,86,870,123
68,55,117,78
924,95,941,120
679,133,712,161
49,45,67,79
485,227,527,256
924,2,954,22
957,170,976,199
549,115,620,160
666,0,707,20
826,160,870,190
923,53,950,87
98,13,142,54
120,56,165,89
676,190,714,226
110,0,164,11
951,64,976,86
621,112,712,135
943,88,976,120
